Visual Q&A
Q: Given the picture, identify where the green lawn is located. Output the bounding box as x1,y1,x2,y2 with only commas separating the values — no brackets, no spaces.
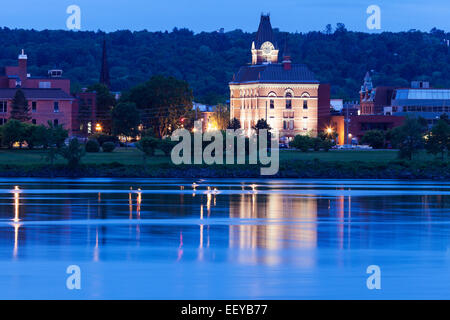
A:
0,147,441,166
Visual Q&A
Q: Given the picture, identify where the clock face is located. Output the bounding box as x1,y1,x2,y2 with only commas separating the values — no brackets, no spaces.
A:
261,41,274,54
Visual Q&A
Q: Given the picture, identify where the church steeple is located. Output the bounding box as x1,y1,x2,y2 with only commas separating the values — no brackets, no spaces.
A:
251,14,279,65
99,37,110,89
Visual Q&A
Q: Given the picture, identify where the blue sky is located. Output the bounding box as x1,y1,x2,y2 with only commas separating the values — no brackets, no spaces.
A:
0,0,449,33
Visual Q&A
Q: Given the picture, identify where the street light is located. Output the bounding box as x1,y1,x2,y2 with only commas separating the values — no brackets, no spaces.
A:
95,123,102,132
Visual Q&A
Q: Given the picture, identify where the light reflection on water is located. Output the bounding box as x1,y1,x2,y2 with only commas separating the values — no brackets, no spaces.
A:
0,179,450,299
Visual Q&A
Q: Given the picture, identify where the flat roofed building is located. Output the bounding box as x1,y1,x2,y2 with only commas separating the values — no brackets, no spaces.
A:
388,87,450,126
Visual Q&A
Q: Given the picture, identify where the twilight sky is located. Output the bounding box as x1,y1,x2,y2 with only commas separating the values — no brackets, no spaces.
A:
0,0,449,33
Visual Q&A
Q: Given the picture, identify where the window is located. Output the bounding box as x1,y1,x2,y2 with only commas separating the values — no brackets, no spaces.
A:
286,93,292,109
32,101,37,112
39,82,51,89
270,99,274,109
283,120,288,130
53,119,58,126
32,119,36,124
54,101,59,113
303,100,308,109
289,120,294,130
0,101,7,113
0,118,5,125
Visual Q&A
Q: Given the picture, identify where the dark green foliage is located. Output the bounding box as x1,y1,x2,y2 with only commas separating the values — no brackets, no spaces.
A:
60,138,85,168
9,89,31,122
46,120,68,148
87,83,116,133
1,119,26,148
85,139,100,152
2,27,450,103
89,133,118,146
227,118,241,130
158,138,177,156
390,117,426,160
290,135,312,152
111,102,141,137
425,119,450,159
23,124,47,149
360,130,386,149
290,133,335,152
121,75,193,138
137,136,160,163
101,141,116,152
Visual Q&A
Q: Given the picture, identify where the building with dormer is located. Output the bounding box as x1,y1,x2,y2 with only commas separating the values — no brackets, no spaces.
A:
229,15,330,140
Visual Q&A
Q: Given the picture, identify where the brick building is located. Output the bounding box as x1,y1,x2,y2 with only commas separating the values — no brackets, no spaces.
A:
229,15,330,141
0,50,76,132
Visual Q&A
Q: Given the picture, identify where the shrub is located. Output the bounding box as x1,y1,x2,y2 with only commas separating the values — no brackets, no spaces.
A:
24,124,47,149
158,138,177,156
85,139,100,152
137,136,159,163
102,141,116,152
360,130,385,149
1,119,26,148
60,138,85,168
290,135,312,152
90,133,118,146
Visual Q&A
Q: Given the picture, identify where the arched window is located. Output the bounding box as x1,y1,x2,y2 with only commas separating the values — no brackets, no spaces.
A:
285,92,292,109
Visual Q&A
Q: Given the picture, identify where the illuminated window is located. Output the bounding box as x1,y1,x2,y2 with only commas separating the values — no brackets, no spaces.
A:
54,101,59,113
286,92,292,109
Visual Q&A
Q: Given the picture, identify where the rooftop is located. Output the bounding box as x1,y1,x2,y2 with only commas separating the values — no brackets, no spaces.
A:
0,88,74,100
230,63,318,84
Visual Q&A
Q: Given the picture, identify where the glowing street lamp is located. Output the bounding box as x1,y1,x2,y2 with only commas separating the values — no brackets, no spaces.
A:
95,123,102,132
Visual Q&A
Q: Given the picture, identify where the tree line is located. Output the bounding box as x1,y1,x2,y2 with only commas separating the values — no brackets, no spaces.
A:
1,25,449,103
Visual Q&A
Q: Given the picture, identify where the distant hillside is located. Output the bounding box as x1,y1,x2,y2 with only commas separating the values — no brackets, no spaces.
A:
0,26,449,104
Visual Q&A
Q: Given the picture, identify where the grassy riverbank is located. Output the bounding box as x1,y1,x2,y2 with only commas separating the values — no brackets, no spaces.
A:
0,148,448,179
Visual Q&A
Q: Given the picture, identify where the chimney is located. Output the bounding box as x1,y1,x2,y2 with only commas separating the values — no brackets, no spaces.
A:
18,49,28,82
282,56,291,70
282,37,291,70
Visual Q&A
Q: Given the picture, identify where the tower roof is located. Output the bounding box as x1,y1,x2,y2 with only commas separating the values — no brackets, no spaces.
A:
254,14,276,48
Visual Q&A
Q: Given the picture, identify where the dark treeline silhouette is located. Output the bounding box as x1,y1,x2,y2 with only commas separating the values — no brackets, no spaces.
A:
1,25,449,104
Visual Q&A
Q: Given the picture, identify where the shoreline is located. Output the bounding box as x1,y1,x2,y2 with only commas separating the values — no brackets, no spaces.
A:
0,160,448,180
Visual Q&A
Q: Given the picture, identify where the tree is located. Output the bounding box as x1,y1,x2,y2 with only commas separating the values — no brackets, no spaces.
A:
44,121,69,166
24,124,47,149
390,117,426,160
87,83,116,133
122,75,193,138
227,118,241,130
60,138,86,168
290,135,312,152
425,119,450,160
252,119,271,134
360,130,385,149
111,102,141,138
137,136,159,164
1,119,26,148
209,104,229,130
10,89,31,122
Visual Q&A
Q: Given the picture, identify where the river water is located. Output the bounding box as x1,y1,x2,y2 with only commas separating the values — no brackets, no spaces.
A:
0,178,449,299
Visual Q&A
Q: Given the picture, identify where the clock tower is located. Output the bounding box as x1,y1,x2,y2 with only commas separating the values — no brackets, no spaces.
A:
251,14,279,65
